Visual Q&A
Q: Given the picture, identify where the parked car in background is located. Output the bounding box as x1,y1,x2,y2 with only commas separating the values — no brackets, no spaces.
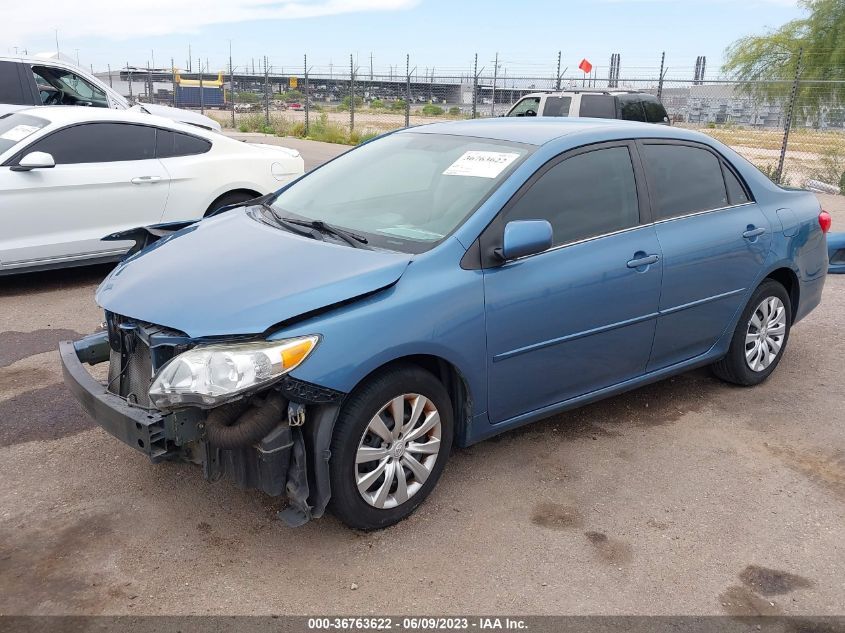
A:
0,107,303,274
61,118,828,530
0,55,223,131
505,90,670,124
828,231,844,273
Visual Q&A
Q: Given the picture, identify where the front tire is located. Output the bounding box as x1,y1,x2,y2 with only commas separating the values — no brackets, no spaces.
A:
711,279,792,386
328,365,453,530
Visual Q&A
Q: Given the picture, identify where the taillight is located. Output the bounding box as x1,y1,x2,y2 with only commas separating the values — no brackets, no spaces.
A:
819,210,832,234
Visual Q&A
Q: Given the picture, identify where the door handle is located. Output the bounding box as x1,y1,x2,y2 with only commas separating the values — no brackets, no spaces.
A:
130,176,162,184
742,226,766,239
627,254,659,269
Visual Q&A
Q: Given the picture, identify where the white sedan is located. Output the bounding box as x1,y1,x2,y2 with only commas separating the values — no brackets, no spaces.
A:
0,107,303,274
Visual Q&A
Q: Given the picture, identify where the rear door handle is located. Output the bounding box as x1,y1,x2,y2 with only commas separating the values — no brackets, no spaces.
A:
627,254,659,269
130,176,162,185
742,227,766,239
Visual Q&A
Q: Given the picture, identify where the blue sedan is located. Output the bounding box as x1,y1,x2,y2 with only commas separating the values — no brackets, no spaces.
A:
61,118,830,530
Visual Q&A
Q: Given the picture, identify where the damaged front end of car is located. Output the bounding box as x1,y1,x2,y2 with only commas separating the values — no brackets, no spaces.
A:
60,313,345,527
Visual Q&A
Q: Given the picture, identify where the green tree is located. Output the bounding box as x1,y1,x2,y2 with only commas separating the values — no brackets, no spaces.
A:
722,0,845,108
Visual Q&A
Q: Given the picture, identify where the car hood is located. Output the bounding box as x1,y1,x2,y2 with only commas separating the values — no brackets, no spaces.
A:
96,209,412,337
131,103,223,132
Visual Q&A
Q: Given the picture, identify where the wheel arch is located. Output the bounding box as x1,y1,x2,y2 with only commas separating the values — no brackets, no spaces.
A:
347,353,473,446
203,187,263,216
764,266,800,316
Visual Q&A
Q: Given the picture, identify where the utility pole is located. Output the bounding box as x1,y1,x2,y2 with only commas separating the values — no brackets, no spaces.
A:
264,56,270,126
199,58,204,114
304,54,311,136
349,54,355,132
188,44,191,71
229,41,235,128
107,63,113,88
490,52,499,117
370,52,374,82
472,53,478,119
55,30,60,55
776,47,803,184
555,50,562,90
405,54,411,128
657,51,666,100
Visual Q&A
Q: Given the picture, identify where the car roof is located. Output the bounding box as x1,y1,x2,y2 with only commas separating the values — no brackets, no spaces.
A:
5,106,216,139
519,90,652,97
403,117,710,147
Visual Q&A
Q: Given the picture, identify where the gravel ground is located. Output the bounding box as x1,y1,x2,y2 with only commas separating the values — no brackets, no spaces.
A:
0,138,843,616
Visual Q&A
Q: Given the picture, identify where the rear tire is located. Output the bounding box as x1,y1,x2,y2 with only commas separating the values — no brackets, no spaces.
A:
711,279,792,386
328,365,453,530
204,191,259,216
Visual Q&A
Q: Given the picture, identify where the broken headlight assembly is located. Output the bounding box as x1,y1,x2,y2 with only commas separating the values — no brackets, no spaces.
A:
148,335,319,409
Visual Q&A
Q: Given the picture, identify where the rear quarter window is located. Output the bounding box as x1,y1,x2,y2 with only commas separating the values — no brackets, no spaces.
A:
156,129,212,157
642,96,669,124
616,94,646,122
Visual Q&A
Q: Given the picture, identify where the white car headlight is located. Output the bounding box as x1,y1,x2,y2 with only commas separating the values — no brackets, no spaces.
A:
148,335,319,409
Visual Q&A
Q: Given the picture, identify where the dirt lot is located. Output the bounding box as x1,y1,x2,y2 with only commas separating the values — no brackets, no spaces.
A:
1,141,844,616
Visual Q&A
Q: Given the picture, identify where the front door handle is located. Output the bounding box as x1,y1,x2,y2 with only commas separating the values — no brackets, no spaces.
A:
627,253,660,269
130,176,162,185
742,226,766,239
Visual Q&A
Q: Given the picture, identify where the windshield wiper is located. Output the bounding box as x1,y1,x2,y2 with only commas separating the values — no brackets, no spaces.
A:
258,203,321,240
281,217,370,249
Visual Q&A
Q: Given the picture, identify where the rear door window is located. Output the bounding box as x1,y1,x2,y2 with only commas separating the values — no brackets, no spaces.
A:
616,94,646,122
641,143,729,219
20,122,156,164
156,129,212,157
0,61,32,105
578,95,616,119
642,96,669,124
542,96,572,117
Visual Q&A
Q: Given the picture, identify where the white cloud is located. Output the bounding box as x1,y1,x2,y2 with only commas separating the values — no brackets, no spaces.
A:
2,0,420,41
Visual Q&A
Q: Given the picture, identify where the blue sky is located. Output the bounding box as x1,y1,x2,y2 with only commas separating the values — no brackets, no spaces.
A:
3,0,806,79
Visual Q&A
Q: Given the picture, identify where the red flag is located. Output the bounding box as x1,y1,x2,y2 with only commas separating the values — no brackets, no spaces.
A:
578,58,593,74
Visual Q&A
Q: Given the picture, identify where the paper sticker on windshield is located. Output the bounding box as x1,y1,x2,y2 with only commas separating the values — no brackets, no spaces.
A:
443,151,520,178
0,124,40,142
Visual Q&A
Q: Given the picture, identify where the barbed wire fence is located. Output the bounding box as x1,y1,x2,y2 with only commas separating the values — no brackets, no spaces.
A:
98,51,845,191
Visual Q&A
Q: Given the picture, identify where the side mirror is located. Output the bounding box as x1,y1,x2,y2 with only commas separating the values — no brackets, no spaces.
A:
499,220,553,261
11,151,56,172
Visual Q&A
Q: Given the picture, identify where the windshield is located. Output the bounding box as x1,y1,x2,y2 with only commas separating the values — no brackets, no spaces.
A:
269,132,531,253
0,113,49,156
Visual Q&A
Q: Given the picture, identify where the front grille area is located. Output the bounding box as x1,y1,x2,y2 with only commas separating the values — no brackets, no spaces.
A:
106,314,187,409
107,337,154,407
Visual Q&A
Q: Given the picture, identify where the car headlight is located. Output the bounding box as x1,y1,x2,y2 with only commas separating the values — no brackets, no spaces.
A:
148,335,319,409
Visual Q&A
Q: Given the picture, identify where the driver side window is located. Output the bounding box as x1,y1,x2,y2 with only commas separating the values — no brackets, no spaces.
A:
31,66,109,108
507,97,540,117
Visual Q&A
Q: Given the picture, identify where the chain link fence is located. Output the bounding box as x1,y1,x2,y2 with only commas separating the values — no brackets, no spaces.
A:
100,56,845,193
